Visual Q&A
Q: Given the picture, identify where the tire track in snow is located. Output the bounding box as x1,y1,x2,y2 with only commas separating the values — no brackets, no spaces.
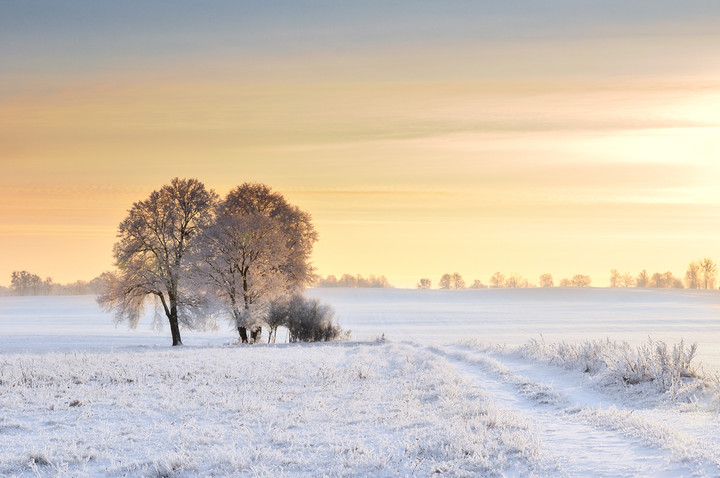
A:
424,344,720,477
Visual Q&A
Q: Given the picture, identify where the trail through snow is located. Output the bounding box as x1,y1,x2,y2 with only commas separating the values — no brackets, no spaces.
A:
425,344,720,477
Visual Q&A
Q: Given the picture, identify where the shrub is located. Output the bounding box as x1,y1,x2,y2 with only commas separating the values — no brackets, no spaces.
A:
267,294,349,343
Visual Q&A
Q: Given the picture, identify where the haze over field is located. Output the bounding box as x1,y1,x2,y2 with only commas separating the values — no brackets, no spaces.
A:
3,2,720,287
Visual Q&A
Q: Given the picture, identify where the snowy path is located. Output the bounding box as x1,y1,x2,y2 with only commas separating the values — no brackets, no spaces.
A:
426,344,720,477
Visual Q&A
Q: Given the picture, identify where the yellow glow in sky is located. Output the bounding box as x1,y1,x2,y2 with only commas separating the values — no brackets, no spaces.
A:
2,3,720,288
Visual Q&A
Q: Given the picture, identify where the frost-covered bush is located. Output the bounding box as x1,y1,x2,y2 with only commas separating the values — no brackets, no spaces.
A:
267,293,349,343
520,338,703,397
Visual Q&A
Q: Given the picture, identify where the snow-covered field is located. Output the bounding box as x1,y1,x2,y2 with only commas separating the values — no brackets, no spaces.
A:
1,288,720,477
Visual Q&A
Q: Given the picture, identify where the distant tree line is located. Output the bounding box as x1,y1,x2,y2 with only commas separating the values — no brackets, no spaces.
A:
417,272,592,289
314,274,392,288
415,259,720,290
2,271,107,297
610,258,718,290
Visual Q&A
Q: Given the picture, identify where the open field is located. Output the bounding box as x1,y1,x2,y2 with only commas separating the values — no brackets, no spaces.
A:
1,288,720,476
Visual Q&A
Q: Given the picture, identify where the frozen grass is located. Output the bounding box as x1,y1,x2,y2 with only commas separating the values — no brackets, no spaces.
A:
483,338,720,407
0,342,551,477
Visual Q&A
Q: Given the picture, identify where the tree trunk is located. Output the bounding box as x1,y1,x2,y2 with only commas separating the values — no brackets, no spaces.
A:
159,292,183,346
268,326,277,344
169,315,183,346
250,325,262,344
238,326,248,343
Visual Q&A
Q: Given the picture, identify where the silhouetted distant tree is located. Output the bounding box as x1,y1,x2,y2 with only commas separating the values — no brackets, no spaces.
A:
570,275,591,287
620,272,635,287
439,272,464,289
469,279,487,289
636,269,649,288
452,272,466,289
609,269,621,288
11,271,50,296
685,262,700,289
489,272,505,288
559,278,571,287
417,278,432,289
649,271,683,289
316,274,392,288
650,272,665,288
316,275,339,287
700,258,717,289
439,273,452,289
539,274,554,288
338,274,358,287
505,273,528,288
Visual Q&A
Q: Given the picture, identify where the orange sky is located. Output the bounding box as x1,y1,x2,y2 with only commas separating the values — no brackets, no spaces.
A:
2,2,720,288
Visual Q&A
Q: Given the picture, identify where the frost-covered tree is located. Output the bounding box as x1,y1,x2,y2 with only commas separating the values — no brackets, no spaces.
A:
417,278,432,289
98,178,218,346
193,183,317,343
539,274,554,288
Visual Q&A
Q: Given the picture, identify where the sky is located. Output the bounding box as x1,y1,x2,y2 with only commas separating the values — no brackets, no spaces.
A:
2,1,720,288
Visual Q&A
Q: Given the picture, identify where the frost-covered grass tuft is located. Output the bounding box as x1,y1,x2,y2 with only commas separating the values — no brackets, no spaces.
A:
513,338,719,404
0,343,549,477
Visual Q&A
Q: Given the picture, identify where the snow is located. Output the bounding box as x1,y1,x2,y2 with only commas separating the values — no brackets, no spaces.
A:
1,288,720,476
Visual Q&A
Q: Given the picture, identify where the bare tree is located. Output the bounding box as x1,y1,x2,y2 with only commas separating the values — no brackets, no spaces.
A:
193,183,317,343
505,273,528,288
98,178,218,346
685,261,700,289
650,272,665,288
452,272,466,289
636,269,649,288
620,272,636,287
469,279,487,289
559,278,571,287
700,258,718,289
570,274,591,287
315,275,338,287
489,272,505,288
11,271,46,296
439,272,464,289
417,278,432,289
338,274,358,288
539,274,554,288
609,269,621,288
438,273,452,289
